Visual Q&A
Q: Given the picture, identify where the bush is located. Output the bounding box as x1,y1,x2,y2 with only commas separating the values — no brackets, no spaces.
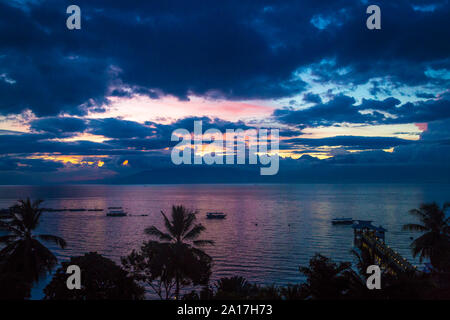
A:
44,252,145,300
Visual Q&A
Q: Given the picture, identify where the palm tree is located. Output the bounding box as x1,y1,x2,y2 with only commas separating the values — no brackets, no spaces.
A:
403,202,450,272
215,276,252,299
0,198,67,284
298,254,353,299
144,205,214,299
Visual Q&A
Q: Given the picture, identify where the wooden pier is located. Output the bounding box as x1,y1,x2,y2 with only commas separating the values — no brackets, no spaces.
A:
353,220,416,274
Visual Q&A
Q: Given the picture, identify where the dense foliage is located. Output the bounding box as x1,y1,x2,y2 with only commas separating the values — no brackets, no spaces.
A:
44,252,145,300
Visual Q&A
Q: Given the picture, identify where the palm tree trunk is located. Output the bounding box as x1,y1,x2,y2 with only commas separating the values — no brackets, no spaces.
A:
175,272,180,300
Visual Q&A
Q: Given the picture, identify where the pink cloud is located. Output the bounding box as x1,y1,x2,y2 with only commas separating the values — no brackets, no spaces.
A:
91,95,275,123
415,122,428,132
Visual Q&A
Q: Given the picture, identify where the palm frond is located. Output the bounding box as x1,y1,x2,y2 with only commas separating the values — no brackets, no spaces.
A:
193,239,215,246
183,224,206,240
160,210,176,237
0,220,23,236
32,210,43,229
410,232,435,260
408,208,427,221
190,247,213,260
170,206,187,238
182,213,196,235
145,226,173,241
0,241,19,257
443,202,450,212
0,235,19,244
402,223,428,232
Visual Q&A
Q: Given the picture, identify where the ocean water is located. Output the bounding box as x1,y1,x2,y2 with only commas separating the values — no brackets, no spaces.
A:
0,183,449,298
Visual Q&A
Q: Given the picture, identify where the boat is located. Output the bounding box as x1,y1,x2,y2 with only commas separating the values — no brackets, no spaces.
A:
206,212,226,219
106,207,127,217
331,217,353,225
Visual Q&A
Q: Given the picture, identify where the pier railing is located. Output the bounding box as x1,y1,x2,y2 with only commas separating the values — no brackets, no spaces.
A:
357,232,416,273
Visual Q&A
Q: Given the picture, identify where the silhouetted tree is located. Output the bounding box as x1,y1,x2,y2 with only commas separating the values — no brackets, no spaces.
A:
0,272,31,300
183,286,214,300
123,241,176,300
298,254,352,299
44,252,144,300
212,276,282,300
0,198,66,298
122,240,212,300
279,284,307,300
122,206,213,299
403,202,450,272
214,276,253,299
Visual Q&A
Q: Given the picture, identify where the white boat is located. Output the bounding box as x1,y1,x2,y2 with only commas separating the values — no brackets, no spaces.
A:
206,212,226,219
106,207,127,217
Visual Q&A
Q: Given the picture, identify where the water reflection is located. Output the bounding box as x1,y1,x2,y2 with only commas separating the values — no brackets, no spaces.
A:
0,184,449,296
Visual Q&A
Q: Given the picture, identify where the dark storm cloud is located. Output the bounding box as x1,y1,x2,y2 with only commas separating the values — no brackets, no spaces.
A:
0,156,64,172
416,92,437,99
274,94,373,126
16,158,65,172
0,133,109,155
2,116,257,156
1,115,450,182
0,157,17,170
170,116,252,133
284,136,413,150
107,138,173,151
30,116,162,139
274,94,450,126
387,97,450,124
0,0,449,117
358,97,402,112
30,117,88,136
87,118,156,139
302,92,322,104
28,115,253,140
279,128,304,137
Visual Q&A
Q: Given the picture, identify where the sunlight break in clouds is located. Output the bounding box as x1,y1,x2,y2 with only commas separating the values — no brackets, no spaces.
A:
88,94,276,123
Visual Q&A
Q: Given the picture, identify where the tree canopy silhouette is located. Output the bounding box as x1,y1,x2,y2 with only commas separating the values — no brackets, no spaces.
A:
0,198,66,292
123,205,213,299
298,254,353,299
44,252,144,300
403,202,450,272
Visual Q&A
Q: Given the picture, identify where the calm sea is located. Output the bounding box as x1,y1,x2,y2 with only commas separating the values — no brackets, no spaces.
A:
0,184,449,299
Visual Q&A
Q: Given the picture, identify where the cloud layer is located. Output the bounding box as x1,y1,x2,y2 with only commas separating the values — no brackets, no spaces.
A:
0,0,449,183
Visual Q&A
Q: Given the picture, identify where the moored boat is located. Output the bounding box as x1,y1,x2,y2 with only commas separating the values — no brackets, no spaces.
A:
106,207,127,217
206,212,226,219
331,217,353,225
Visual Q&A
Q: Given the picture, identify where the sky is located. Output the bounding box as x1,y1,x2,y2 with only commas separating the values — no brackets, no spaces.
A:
0,0,449,184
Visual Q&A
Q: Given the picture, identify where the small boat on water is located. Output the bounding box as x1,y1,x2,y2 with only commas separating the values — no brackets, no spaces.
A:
106,207,127,217
331,217,353,225
206,212,226,219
